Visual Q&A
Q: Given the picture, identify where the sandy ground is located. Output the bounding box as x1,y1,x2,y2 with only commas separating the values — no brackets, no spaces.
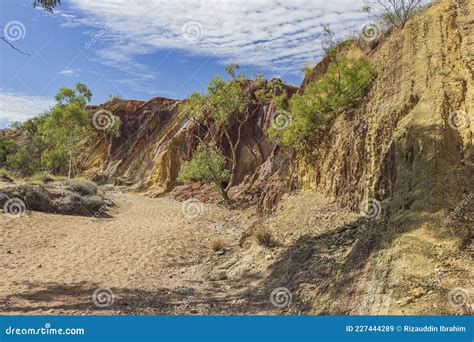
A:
2,189,470,315
0,192,262,315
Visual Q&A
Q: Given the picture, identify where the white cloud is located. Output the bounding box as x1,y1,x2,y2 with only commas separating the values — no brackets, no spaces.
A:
66,0,371,75
0,90,55,127
59,67,78,76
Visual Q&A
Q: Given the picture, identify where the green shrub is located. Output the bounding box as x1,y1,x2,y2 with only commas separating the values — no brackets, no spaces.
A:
178,144,231,202
0,135,17,168
271,56,377,146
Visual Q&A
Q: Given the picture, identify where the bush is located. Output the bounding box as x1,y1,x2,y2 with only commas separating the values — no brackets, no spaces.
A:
254,227,274,247
178,144,231,203
65,178,98,196
271,55,377,146
210,238,226,252
0,135,17,168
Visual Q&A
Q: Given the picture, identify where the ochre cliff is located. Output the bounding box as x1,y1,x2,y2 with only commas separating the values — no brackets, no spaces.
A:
291,0,473,314
81,0,472,314
84,82,297,199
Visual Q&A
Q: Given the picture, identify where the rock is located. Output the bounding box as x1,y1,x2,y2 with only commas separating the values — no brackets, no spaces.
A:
65,179,98,196
265,254,273,261
191,182,202,191
90,171,109,185
0,183,111,217
410,287,426,298
210,270,227,281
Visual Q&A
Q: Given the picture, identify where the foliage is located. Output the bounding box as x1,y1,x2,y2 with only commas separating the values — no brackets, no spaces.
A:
39,83,94,177
301,64,315,77
1,81,122,179
181,66,249,125
179,64,260,203
363,0,423,28
271,56,377,146
0,135,16,168
1,82,120,178
178,144,230,188
254,78,289,110
33,0,61,12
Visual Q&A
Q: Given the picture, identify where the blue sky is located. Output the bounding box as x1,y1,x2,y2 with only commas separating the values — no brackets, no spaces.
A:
0,0,371,127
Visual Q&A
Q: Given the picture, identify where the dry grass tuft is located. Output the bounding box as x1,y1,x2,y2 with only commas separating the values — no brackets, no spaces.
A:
26,172,66,184
254,227,274,247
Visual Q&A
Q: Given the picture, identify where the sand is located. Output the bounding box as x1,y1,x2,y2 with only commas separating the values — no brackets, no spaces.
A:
0,192,253,315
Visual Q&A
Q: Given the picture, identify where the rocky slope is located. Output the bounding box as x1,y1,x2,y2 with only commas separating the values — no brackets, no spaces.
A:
84,82,297,206
75,0,472,315
290,0,473,314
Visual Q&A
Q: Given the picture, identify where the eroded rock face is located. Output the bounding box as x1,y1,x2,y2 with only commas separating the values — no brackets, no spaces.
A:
293,0,473,315
83,0,472,225
297,0,473,217
84,83,297,199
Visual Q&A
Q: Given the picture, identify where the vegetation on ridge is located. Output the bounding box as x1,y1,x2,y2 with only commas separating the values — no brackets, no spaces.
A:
0,83,121,178
270,27,378,147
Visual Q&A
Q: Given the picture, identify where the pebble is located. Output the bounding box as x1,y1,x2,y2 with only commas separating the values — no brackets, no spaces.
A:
210,270,227,281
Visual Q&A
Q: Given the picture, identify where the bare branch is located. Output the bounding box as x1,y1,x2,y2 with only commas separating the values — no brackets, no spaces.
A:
1,37,30,56
364,0,422,28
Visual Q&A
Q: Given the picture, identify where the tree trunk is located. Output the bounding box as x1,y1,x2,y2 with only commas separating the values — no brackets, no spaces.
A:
68,152,72,179
217,182,232,205
225,147,238,192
